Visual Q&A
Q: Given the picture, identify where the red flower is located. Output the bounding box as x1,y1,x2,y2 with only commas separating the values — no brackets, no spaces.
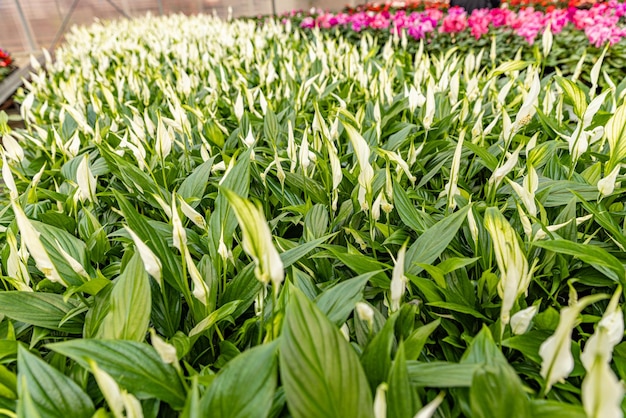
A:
0,49,12,68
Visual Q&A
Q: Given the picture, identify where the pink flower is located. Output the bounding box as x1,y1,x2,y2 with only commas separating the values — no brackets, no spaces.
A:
300,17,315,28
440,7,468,33
468,9,491,39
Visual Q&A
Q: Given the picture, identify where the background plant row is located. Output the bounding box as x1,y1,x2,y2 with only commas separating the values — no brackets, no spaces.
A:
0,12,625,417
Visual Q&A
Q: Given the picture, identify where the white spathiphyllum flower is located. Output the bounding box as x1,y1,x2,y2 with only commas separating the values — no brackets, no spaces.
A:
373,383,388,418
234,92,244,121
467,206,479,244
124,226,162,287
121,392,143,418
539,293,608,393
150,329,179,366
12,201,64,286
2,134,24,162
178,197,206,229
171,195,187,252
326,138,342,211
6,230,31,291
76,154,97,203
423,80,436,131
243,128,255,147
414,392,445,418
441,129,465,211
542,24,553,57
582,347,624,418
598,164,621,198
184,248,208,306
355,302,374,329
259,90,268,115
287,120,297,172
343,123,374,211
2,154,18,200
217,230,230,262
90,361,124,418
580,288,624,418
156,117,172,160
489,147,520,188
222,189,284,291
408,86,425,113
510,305,539,335
484,207,532,329
389,242,408,313
55,239,89,279
507,176,537,217
371,192,382,221
299,129,311,172
581,288,624,368
583,89,610,129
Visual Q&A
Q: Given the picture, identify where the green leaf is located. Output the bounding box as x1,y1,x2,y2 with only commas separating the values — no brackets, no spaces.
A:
280,288,374,418
387,343,421,418
470,361,532,418
405,206,470,276
462,326,507,365
189,300,240,338
279,233,337,268
181,377,202,418
427,301,488,320
529,400,586,418
361,314,398,391
323,246,390,288
98,143,165,204
0,292,84,334
407,362,480,387
32,221,88,287
393,184,427,234
315,272,375,326
576,197,626,250
178,158,214,202
115,190,186,295
200,341,278,418
208,150,251,261
48,339,186,408
99,252,151,341
404,319,441,361
18,346,95,418
16,375,42,418
532,239,625,284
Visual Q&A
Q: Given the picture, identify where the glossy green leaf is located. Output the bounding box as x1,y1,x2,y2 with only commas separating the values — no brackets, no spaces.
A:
48,339,186,408
280,288,374,418
17,346,95,418
0,292,84,334
99,252,151,341
200,341,278,418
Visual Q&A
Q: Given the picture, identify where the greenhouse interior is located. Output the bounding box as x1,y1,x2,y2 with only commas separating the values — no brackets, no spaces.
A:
1,0,626,417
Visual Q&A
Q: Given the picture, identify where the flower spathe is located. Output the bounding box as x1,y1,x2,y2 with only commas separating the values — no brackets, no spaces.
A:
222,188,284,291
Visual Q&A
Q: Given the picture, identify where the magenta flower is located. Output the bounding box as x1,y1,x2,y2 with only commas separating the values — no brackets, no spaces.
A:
468,9,491,39
440,7,468,33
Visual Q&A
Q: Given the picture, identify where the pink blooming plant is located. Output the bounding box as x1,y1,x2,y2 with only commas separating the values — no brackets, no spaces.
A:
298,1,626,47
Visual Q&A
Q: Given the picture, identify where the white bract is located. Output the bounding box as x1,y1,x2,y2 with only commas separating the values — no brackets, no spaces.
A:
539,293,608,393
223,189,284,291
484,208,532,329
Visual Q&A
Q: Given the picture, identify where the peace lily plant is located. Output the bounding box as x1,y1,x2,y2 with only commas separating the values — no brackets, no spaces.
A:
0,9,625,418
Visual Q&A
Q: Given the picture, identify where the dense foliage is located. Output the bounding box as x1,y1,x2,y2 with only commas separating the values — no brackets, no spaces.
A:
1,10,626,418
287,1,626,80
